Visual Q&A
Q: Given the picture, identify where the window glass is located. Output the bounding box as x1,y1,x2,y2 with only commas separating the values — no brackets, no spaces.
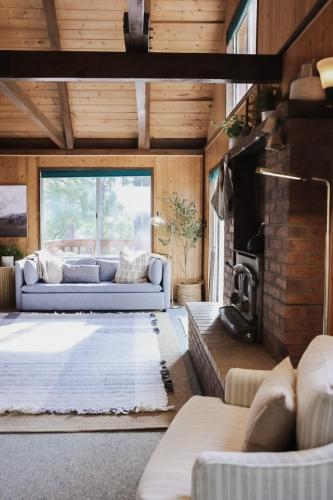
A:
226,0,257,116
40,170,152,256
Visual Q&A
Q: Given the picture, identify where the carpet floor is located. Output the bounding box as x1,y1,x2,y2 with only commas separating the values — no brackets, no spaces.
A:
0,308,200,500
0,431,164,500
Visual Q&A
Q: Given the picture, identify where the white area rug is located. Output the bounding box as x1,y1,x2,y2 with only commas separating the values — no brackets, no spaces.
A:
0,313,171,415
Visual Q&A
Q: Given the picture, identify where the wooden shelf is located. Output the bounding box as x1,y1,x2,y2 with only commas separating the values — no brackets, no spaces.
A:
228,100,333,162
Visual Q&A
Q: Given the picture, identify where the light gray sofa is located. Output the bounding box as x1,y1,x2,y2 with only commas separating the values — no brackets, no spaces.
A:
15,256,170,311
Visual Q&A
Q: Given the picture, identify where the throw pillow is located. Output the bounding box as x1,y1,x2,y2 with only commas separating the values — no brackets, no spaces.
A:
23,260,39,285
148,257,163,285
297,335,333,450
96,259,117,282
114,251,149,284
62,264,100,283
243,357,296,452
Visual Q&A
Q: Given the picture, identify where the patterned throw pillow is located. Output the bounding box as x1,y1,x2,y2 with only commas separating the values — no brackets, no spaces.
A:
114,251,150,284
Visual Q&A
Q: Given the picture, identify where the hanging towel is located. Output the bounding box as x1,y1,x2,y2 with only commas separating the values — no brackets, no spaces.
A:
211,154,233,221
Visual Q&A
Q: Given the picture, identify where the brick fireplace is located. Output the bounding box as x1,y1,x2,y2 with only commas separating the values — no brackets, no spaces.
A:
223,108,333,365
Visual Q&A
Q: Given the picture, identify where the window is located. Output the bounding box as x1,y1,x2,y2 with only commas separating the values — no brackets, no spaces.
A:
40,169,152,256
208,168,224,303
226,0,258,116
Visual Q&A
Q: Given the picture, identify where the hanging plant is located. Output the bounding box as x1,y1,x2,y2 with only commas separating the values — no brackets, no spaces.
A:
211,114,245,138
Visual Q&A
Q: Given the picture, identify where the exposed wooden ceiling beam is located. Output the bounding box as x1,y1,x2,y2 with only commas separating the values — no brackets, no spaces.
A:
124,0,150,52
0,81,66,149
124,1,151,149
0,51,282,84
43,0,74,149
136,82,150,149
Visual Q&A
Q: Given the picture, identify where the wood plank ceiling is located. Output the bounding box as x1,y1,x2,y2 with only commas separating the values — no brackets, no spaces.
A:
0,0,227,149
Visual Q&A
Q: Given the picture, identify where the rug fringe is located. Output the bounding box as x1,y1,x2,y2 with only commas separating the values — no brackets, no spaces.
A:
1,405,175,416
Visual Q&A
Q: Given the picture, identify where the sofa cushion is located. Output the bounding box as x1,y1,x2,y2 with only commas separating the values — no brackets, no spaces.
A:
96,259,117,282
297,335,333,450
115,251,149,284
62,264,100,283
22,282,162,294
243,357,296,452
23,260,39,285
148,257,163,285
65,257,96,265
137,396,249,500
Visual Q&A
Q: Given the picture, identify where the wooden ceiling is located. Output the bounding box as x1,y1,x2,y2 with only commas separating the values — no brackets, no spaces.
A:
0,0,227,149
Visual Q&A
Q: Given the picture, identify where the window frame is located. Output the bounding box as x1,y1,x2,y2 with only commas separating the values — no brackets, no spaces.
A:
226,0,258,116
39,167,153,256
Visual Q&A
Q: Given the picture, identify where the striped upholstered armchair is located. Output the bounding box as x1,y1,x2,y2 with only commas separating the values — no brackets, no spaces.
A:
137,336,333,500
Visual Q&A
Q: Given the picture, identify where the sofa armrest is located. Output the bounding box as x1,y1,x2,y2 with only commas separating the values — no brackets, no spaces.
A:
160,257,170,309
192,445,333,500
224,368,270,407
15,259,25,310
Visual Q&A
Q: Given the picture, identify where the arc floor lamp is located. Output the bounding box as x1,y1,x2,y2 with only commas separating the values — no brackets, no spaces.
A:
256,167,331,335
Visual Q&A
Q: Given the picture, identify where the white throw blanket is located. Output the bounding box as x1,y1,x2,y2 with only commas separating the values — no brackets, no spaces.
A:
27,250,63,284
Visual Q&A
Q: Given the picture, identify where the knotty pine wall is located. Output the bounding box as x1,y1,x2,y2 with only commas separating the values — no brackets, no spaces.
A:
204,0,333,299
0,154,203,293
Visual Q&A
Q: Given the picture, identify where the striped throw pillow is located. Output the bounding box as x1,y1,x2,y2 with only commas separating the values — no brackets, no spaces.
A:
114,251,150,284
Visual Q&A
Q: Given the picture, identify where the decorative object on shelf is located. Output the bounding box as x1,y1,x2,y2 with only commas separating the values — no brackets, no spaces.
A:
317,57,333,106
262,116,284,151
0,243,23,266
249,85,283,125
0,185,27,237
211,114,245,149
247,223,265,253
156,193,203,306
290,62,325,101
1,256,14,267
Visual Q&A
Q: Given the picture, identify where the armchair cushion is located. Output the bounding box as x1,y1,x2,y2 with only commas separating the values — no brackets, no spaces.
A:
297,335,333,450
244,357,296,452
192,443,333,500
136,396,249,500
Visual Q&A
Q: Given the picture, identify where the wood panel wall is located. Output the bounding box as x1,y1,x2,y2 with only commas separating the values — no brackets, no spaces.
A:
204,0,333,300
0,154,203,294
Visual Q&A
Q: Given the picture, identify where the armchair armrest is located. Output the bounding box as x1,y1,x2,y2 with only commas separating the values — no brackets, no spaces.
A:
192,444,333,500
224,368,270,407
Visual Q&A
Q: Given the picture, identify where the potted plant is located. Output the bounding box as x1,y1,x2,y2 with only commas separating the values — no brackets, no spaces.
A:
211,114,245,149
250,85,282,124
157,193,203,306
0,243,23,267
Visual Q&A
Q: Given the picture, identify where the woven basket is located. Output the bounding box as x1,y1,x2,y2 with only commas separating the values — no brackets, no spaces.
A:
177,282,202,306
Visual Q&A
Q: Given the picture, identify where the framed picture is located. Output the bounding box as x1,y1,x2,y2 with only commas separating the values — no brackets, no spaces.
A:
0,185,27,237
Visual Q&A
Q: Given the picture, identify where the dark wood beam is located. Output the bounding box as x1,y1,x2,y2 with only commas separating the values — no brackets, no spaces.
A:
43,0,74,149
135,81,150,149
123,0,150,52
0,148,202,157
0,82,66,149
0,51,282,83
0,137,206,150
